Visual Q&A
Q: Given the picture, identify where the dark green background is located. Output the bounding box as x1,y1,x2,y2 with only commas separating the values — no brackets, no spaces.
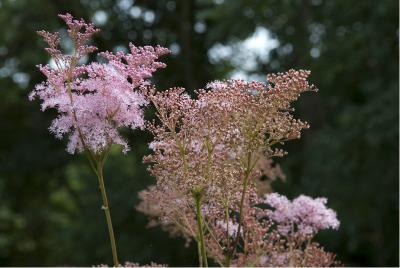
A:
0,0,398,266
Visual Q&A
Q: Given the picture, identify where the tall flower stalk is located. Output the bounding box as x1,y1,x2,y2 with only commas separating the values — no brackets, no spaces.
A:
92,151,119,266
30,14,169,266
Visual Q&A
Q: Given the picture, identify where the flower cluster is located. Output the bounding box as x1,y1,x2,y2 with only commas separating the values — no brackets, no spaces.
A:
138,184,340,266
143,69,314,202
264,193,340,236
221,189,340,267
138,70,341,266
30,13,169,154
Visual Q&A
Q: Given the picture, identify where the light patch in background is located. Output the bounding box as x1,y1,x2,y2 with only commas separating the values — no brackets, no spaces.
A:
113,45,128,53
49,58,66,70
213,0,224,4
0,58,18,78
117,0,133,10
0,58,30,88
92,10,108,26
48,54,88,70
143,10,155,24
194,21,206,33
242,27,278,62
208,26,279,81
13,72,30,88
310,47,321,58
230,71,266,82
169,43,180,55
129,6,142,19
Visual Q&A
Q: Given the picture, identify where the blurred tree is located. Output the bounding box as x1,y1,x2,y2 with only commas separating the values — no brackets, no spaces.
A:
0,0,398,266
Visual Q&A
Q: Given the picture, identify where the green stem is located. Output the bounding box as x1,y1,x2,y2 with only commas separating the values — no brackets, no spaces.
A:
96,160,120,267
229,152,252,261
232,170,250,251
224,202,231,267
197,235,203,267
193,189,208,267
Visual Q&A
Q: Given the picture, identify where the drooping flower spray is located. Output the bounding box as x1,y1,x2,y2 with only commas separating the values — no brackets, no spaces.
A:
30,14,169,266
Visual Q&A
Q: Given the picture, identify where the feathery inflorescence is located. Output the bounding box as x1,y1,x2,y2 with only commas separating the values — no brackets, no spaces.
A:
30,13,169,154
138,70,341,266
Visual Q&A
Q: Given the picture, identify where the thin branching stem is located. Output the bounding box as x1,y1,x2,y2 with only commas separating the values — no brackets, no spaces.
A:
95,158,120,267
229,151,253,261
193,189,208,267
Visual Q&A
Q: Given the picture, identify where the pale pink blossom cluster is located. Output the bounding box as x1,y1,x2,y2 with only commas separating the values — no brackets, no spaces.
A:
138,70,342,266
30,13,169,154
264,193,340,235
